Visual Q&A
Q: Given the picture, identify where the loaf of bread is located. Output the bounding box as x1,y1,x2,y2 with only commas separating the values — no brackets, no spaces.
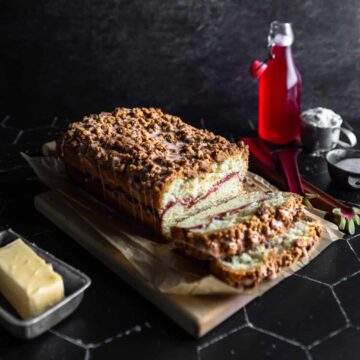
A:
209,218,322,288
57,107,249,238
57,107,323,289
171,191,304,260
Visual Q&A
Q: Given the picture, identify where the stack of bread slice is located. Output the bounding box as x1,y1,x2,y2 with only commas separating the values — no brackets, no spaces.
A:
171,191,322,288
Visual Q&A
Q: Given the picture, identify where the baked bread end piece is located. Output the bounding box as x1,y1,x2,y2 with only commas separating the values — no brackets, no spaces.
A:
209,218,322,288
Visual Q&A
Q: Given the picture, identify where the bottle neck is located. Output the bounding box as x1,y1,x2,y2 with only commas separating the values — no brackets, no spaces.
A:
271,45,293,59
268,44,300,88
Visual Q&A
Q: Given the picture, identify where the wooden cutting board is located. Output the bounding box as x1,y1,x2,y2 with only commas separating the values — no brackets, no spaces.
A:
35,191,255,337
30,142,340,337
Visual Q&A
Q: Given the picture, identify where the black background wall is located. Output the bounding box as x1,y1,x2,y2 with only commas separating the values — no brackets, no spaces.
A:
1,0,359,133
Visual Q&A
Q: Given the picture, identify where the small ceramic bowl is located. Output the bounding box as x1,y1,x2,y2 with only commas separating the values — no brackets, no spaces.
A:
326,149,360,189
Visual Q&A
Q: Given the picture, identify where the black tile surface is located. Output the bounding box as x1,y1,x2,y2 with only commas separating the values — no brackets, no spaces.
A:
92,321,197,360
17,127,59,146
298,240,360,285
2,1,360,359
0,177,47,201
0,146,32,172
311,179,360,207
246,277,347,346
199,327,307,360
333,272,360,327
348,235,360,260
298,153,329,179
0,127,22,146
1,198,54,236
198,308,246,347
310,327,360,360
0,329,85,360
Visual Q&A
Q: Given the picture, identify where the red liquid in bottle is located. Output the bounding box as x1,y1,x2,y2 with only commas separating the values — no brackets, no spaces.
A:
254,22,302,144
258,45,302,144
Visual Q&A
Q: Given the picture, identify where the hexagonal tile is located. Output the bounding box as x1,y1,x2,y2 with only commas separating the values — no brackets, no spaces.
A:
0,328,84,360
247,276,346,345
311,327,359,360
197,309,246,349
91,321,197,360
333,272,360,326
348,235,360,260
297,240,360,284
199,326,306,360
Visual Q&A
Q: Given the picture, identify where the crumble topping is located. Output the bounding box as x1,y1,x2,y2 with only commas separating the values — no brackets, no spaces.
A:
171,194,304,260
58,107,248,192
210,218,322,288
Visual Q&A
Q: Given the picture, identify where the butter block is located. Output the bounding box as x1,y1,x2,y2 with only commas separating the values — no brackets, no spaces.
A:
0,239,65,319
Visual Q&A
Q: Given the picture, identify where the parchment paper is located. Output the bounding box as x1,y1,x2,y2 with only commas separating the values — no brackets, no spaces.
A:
22,152,344,296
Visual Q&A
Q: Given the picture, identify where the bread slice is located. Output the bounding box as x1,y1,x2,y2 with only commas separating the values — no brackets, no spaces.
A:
209,217,322,288
171,191,304,260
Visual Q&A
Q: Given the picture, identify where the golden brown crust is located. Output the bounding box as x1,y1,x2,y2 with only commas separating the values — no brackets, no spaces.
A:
64,163,163,235
59,143,162,211
209,219,322,288
171,194,304,260
57,107,248,210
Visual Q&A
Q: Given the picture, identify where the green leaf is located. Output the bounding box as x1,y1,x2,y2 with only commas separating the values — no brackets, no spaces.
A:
332,208,342,216
305,193,320,200
304,199,313,209
347,219,355,235
339,217,346,230
353,207,360,215
354,215,360,225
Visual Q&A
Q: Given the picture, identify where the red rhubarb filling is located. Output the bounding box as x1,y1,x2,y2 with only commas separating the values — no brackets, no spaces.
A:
161,172,242,218
187,194,272,231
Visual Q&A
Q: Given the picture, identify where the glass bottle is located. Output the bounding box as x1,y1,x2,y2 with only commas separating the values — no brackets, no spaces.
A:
251,21,302,144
